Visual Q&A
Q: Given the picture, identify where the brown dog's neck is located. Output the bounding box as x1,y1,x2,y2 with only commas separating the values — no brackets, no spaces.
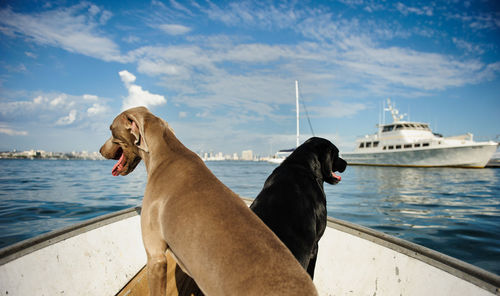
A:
140,119,189,175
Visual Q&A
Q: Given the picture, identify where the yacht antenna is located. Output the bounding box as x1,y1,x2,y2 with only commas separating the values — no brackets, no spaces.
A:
386,98,406,122
383,98,388,124
295,80,300,148
378,101,381,127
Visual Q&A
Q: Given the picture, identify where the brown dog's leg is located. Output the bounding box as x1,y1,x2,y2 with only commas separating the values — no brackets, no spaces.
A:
143,229,168,296
147,252,168,296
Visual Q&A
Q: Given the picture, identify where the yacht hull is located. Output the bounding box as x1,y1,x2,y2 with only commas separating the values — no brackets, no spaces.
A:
342,143,498,168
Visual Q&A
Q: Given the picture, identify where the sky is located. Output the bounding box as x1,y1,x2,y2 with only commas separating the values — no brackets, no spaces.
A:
0,0,499,156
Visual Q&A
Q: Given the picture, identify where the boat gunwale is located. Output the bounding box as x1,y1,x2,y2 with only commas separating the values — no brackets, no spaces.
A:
0,206,141,266
0,203,498,294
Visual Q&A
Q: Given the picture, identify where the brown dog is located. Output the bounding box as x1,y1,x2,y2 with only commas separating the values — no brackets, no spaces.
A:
100,107,318,296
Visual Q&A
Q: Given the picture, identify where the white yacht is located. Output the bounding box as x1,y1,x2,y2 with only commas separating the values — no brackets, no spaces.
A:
341,99,498,168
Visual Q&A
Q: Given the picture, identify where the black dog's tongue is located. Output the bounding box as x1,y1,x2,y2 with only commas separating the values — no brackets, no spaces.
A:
331,172,341,182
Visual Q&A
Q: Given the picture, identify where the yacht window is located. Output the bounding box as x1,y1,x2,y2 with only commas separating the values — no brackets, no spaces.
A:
373,141,379,147
423,143,430,147
404,144,412,148
366,142,372,148
414,143,421,148
396,145,402,149
359,142,365,148
383,146,387,150
404,124,411,128
382,125,394,132
388,145,394,150
395,125,404,130
422,124,430,131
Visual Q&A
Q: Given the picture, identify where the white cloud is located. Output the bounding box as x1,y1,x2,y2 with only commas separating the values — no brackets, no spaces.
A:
123,35,140,43
446,11,500,31
452,37,485,55
337,43,492,91
50,95,67,107
0,5,126,62
119,70,167,110
130,34,495,117
136,59,181,76
158,24,191,35
170,0,194,16
24,51,37,58
87,103,107,116
119,70,136,86
0,124,28,136
0,92,112,130
5,63,27,73
203,1,301,29
307,101,368,118
83,94,98,101
56,109,77,125
33,96,44,104
396,3,433,16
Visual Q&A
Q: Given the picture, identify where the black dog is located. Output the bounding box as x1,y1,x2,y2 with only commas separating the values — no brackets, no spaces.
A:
250,137,347,279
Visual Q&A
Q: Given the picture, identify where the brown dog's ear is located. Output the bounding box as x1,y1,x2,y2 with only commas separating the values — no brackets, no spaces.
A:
125,113,149,153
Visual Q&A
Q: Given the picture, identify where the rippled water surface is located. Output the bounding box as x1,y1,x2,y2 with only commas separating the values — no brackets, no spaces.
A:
0,159,499,274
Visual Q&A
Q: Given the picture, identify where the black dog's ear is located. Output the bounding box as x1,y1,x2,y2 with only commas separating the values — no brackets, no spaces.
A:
320,150,334,180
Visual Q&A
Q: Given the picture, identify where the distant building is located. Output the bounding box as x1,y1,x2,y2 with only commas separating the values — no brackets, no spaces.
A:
241,150,253,161
0,150,104,160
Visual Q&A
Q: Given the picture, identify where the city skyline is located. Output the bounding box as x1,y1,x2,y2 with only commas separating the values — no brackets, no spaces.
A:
0,148,266,161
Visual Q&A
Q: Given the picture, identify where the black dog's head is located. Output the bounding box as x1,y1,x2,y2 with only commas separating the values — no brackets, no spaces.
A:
284,137,347,185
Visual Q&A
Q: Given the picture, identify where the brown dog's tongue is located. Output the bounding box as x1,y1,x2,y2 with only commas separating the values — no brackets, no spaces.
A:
112,153,125,176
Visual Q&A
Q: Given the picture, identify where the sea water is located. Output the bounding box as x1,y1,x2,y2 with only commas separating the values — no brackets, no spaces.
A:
0,159,498,275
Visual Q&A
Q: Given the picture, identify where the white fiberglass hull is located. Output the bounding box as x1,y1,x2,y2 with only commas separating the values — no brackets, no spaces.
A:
342,143,498,168
1,203,499,295
267,157,285,164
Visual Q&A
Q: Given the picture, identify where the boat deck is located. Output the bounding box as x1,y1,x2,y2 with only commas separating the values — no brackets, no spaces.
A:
117,251,203,296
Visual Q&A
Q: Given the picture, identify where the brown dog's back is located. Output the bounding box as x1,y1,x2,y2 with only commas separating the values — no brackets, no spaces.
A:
149,152,317,295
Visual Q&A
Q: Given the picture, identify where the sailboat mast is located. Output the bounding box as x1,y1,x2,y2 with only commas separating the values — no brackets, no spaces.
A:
295,80,300,148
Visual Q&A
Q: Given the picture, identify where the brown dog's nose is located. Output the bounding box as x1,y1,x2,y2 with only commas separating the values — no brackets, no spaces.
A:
99,142,108,155
99,138,112,158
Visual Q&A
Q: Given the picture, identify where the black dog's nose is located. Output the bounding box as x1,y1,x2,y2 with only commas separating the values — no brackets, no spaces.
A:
336,158,347,173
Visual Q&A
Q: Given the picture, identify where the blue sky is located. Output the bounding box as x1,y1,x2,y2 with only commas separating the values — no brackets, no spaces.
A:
0,0,499,156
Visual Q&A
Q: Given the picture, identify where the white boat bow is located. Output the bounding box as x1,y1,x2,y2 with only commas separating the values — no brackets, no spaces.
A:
1,202,499,295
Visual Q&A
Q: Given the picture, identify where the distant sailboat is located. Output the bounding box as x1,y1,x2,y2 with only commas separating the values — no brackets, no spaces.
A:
268,80,301,164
